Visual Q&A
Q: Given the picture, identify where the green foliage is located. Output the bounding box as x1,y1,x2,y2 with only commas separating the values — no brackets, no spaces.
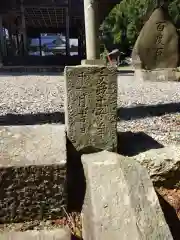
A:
168,0,180,25
101,0,180,54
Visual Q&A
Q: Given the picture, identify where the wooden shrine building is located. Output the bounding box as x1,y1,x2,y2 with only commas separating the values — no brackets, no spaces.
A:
0,0,118,68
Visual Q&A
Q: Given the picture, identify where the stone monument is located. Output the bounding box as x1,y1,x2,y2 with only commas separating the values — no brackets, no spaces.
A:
64,65,117,153
132,5,179,81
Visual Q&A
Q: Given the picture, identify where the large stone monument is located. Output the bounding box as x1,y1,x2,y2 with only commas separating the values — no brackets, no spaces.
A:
132,6,179,81
64,65,117,153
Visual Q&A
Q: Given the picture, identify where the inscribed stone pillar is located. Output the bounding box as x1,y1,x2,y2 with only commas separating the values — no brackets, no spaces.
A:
83,0,100,60
64,66,117,152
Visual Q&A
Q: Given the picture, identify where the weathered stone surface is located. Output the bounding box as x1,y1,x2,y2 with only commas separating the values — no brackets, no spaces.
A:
133,145,180,188
65,66,117,152
81,151,172,240
132,7,179,70
0,229,70,240
0,125,66,166
0,164,66,223
0,125,67,223
134,68,179,82
175,70,180,81
132,29,144,69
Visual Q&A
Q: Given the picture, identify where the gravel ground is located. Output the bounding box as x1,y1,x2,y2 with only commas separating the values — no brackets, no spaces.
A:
0,75,64,115
0,74,179,146
117,75,180,146
117,75,180,107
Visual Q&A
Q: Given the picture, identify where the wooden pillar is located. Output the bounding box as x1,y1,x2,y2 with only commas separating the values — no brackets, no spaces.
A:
39,35,42,56
65,6,70,56
83,0,100,60
0,15,3,66
8,25,14,56
78,35,83,58
78,25,84,58
20,0,27,55
3,28,7,56
16,32,20,55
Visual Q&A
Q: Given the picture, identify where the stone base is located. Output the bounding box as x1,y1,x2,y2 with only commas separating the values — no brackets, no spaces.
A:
134,68,180,82
81,151,173,240
81,59,106,66
0,229,70,240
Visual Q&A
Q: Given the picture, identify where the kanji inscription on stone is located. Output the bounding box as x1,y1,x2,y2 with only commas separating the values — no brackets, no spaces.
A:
131,8,179,70
64,66,117,152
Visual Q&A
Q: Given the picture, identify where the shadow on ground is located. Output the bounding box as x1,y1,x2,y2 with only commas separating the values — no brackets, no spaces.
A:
66,138,86,213
157,193,180,240
117,102,180,120
0,112,65,125
0,71,64,76
1,101,180,126
117,131,164,156
66,139,104,213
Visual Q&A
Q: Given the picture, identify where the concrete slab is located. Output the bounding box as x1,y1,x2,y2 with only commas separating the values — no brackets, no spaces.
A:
0,124,67,222
0,124,66,166
0,229,71,240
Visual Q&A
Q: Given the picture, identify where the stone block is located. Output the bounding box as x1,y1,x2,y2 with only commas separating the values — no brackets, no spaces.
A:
0,125,66,166
81,151,173,240
132,145,180,188
0,125,67,222
134,68,179,82
64,66,117,152
0,229,71,240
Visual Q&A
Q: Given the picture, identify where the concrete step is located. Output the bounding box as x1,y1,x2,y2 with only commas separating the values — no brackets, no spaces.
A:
0,124,67,223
